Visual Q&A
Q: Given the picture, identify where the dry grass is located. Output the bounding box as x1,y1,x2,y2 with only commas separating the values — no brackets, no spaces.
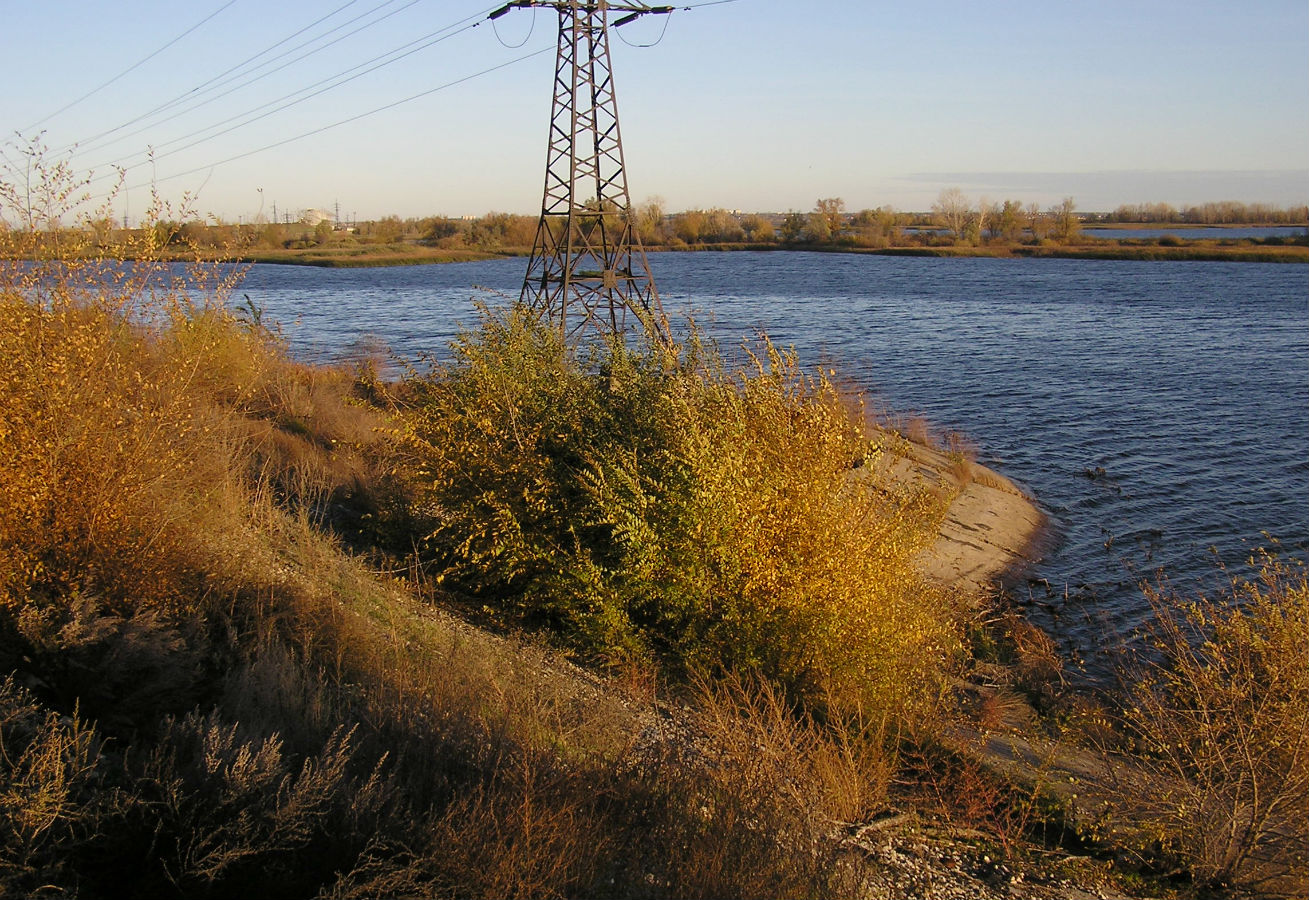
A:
241,244,511,267
902,414,933,446
900,733,1073,859
943,431,977,486
1,144,899,893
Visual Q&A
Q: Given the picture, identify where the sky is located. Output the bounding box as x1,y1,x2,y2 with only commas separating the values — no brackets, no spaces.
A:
2,0,1306,223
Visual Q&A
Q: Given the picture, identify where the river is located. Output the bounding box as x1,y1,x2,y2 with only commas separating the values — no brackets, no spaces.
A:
235,251,1309,674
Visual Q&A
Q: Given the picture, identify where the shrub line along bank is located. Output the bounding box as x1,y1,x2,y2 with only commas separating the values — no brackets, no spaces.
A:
208,239,1308,267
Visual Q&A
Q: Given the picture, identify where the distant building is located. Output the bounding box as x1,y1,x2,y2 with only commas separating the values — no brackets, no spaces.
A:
300,208,335,226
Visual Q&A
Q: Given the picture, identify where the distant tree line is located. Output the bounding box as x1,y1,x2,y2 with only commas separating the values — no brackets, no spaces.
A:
419,212,537,251
649,192,1087,250
63,193,1306,257
643,190,1307,252
89,212,542,254
926,190,1082,245
1097,201,1308,225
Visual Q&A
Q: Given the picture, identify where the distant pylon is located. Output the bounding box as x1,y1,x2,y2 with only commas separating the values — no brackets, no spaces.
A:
497,1,671,346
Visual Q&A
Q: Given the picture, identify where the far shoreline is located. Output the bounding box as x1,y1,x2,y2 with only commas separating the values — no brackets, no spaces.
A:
221,239,1308,268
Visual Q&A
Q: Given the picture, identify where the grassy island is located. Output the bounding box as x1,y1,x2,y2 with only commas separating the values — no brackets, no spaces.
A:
218,227,1309,268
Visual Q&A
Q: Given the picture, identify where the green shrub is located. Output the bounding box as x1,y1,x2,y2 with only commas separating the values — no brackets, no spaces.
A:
402,305,960,716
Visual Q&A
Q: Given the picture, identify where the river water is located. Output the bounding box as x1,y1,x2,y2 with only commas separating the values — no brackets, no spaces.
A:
236,251,1308,673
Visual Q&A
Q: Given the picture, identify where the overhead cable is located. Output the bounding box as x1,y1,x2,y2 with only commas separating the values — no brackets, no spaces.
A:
491,5,536,48
123,45,551,192
22,0,240,133
58,0,363,155
65,0,433,159
615,14,672,47
81,9,492,175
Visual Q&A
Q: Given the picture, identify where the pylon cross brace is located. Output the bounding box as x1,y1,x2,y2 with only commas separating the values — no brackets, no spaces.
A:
497,0,671,347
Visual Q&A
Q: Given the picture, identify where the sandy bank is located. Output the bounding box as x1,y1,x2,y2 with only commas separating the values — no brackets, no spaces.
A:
876,438,1047,595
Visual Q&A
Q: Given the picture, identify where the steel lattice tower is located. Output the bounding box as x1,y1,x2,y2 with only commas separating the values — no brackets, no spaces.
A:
496,1,671,346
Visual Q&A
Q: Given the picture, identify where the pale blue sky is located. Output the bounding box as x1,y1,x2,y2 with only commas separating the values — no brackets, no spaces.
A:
4,0,1306,221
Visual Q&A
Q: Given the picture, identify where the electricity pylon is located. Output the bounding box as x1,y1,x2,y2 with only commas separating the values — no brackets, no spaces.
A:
492,1,672,346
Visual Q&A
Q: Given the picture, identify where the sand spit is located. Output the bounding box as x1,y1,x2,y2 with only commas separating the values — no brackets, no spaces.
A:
872,438,1047,595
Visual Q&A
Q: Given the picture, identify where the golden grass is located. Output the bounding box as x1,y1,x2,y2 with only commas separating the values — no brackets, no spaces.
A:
1,145,908,896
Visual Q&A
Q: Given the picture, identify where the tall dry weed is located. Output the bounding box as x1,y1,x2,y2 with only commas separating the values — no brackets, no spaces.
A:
1,139,395,624
1095,555,1309,894
0,139,258,620
0,677,104,892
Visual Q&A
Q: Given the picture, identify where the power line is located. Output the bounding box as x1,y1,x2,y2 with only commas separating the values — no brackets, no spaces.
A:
123,44,552,192
22,1,240,133
58,0,364,156
82,10,491,177
65,0,434,160
87,0,729,206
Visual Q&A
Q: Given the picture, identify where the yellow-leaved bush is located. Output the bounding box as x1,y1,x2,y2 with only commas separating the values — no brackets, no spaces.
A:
1,270,243,620
0,142,330,621
402,305,963,717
